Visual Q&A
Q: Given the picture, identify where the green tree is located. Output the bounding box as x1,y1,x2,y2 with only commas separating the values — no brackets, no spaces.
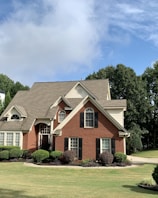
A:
86,64,150,152
142,61,158,148
4,91,11,109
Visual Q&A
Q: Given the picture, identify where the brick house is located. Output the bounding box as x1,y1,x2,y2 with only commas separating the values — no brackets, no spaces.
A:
0,79,129,160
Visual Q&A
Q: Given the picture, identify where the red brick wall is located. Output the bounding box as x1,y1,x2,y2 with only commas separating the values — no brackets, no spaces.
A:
55,101,124,160
23,126,38,151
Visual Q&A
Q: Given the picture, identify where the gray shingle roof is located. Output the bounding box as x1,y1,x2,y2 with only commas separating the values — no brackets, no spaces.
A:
0,79,125,131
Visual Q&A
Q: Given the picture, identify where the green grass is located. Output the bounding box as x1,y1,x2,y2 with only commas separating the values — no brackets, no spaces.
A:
0,162,158,198
132,150,158,158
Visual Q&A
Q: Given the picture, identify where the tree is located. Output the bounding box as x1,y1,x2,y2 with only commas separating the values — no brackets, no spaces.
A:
86,64,150,152
4,91,11,109
142,61,158,148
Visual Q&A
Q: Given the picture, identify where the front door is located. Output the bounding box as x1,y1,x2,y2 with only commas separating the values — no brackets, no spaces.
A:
41,135,50,150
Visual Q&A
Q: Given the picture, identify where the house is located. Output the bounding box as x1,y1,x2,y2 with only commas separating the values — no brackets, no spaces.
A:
0,79,129,160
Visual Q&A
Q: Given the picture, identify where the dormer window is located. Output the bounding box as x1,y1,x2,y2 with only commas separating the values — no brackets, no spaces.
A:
58,110,66,123
11,114,20,120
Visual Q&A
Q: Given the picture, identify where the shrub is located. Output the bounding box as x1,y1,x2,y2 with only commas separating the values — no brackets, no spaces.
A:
0,150,9,160
99,151,114,165
61,150,75,164
31,149,49,163
50,150,63,160
114,152,127,163
22,150,32,159
152,165,158,184
9,148,23,159
0,146,20,151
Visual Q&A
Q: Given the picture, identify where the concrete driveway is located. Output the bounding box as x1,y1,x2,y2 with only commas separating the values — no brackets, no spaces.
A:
127,155,158,165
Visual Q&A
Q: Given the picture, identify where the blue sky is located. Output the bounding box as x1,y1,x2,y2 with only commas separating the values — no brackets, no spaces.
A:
0,0,158,86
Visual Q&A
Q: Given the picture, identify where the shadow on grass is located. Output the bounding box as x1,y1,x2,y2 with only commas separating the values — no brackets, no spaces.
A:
0,188,46,198
123,185,158,195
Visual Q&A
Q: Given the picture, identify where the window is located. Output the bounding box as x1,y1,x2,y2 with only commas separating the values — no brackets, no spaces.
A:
70,138,79,158
96,138,115,160
0,132,22,148
39,124,50,134
58,110,66,123
6,133,13,146
80,108,98,128
11,114,20,120
101,138,111,153
84,108,94,127
64,137,82,159
0,133,4,145
15,133,20,146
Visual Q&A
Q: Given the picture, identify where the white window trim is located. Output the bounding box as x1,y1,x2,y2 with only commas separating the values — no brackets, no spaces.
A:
84,107,94,128
100,138,111,153
58,110,66,123
0,131,23,149
68,137,79,158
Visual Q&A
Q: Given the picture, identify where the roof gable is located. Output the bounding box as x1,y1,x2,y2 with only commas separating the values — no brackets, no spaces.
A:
65,82,96,99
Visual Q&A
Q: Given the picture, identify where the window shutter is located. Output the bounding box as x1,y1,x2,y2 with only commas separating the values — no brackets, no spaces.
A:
80,112,84,128
94,112,98,128
111,138,115,154
96,138,100,160
64,138,68,151
78,138,82,160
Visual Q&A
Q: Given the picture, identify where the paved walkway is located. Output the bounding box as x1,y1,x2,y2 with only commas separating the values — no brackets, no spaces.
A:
24,156,158,169
127,155,158,164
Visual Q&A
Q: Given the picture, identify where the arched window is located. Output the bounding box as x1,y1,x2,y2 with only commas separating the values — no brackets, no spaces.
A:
11,114,20,120
84,107,94,127
58,110,66,123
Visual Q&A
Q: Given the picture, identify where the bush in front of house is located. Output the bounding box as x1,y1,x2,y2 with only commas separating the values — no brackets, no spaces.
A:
50,150,63,160
31,149,49,163
9,148,23,159
0,146,20,151
152,165,158,185
0,150,9,160
114,152,127,163
61,150,75,164
99,151,114,165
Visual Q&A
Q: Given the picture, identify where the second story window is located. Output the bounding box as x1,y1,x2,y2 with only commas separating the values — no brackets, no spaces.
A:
58,110,66,123
84,108,94,128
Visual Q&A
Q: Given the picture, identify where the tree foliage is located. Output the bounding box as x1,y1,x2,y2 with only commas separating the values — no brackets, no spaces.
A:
0,74,29,114
86,64,151,152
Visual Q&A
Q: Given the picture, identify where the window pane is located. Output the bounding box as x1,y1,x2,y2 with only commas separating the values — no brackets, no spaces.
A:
85,108,94,127
102,139,111,153
6,133,13,146
15,133,20,146
59,111,66,122
0,133,4,145
70,138,78,158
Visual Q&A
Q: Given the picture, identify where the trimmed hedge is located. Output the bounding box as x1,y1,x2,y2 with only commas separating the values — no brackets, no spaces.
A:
31,149,49,163
0,150,9,160
114,152,127,163
50,150,63,159
99,151,114,165
0,146,20,151
9,148,23,159
61,150,75,164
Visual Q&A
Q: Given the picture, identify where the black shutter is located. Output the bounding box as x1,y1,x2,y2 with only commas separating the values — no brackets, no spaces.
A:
111,138,115,154
94,112,98,128
80,112,84,128
96,138,100,160
64,138,68,151
78,138,82,160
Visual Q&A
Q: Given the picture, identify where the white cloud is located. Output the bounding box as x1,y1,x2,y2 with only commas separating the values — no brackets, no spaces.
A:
0,0,158,85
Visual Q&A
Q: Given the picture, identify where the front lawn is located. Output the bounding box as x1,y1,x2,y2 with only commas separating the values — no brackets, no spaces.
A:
0,162,158,197
132,150,158,158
